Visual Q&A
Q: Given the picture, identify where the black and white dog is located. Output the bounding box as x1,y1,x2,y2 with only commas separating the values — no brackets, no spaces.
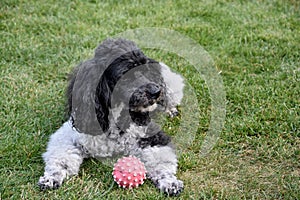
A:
38,38,185,196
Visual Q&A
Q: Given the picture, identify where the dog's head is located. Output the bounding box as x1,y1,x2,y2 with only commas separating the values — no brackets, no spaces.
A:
95,48,168,133
69,39,184,135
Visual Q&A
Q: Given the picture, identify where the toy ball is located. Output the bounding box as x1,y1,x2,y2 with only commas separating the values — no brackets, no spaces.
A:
112,156,147,189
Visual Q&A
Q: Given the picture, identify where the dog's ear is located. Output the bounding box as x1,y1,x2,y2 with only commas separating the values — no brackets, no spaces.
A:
95,75,111,132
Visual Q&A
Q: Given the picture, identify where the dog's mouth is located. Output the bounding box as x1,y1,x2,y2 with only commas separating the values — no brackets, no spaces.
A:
133,101,159,113
129,96,164,113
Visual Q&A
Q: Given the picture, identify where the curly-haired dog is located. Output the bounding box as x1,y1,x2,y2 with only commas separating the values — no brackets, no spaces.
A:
38,38,185,196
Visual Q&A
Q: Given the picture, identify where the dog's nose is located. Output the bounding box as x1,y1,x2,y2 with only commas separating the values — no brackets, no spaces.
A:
148,85,161,99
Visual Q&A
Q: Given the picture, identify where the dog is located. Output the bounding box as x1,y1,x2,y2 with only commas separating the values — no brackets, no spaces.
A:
38,38,185,196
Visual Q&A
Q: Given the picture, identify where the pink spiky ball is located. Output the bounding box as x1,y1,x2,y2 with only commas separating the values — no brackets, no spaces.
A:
112,156,147,189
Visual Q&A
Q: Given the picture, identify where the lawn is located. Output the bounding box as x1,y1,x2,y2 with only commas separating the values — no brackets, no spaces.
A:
0,0,299,199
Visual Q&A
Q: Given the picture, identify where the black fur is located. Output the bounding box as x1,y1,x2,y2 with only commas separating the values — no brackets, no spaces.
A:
129,111,151,126
138,130,171,148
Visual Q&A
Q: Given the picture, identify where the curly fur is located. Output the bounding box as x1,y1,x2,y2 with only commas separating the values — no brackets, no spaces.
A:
38,38,185,196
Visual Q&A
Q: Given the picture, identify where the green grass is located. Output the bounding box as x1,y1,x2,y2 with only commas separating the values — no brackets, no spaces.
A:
1,0,299,199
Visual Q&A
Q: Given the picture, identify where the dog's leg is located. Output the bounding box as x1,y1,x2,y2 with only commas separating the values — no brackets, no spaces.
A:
136,145,184,196
38,121,84,190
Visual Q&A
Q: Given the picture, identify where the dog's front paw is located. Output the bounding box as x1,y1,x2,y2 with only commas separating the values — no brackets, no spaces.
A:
157,178,184,196
38,173,63,190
